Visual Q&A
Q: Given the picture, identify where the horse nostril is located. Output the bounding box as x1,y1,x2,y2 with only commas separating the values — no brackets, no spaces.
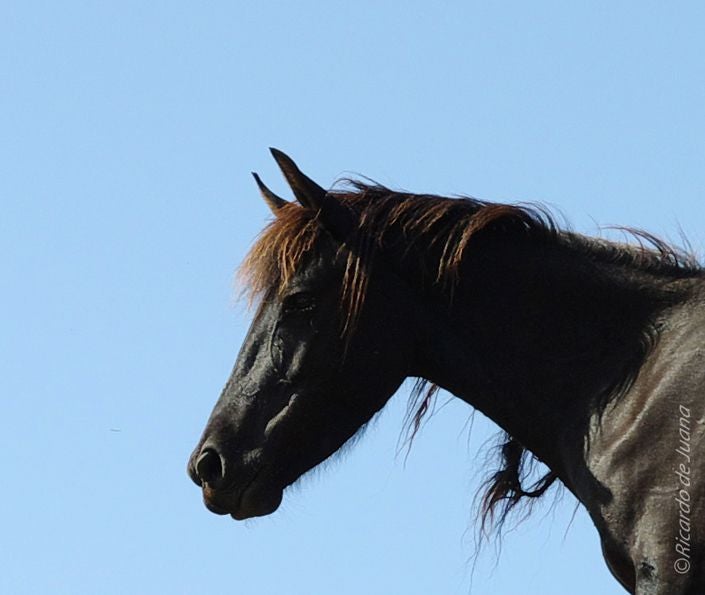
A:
195,447,225,488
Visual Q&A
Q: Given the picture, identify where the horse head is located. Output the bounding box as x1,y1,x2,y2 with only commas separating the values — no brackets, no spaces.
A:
187,150,416,519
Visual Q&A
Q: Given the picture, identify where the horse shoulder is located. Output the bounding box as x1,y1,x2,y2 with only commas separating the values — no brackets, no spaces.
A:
577,300,705,591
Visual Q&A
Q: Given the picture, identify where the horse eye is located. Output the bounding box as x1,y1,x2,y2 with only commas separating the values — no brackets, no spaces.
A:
282,292,316,312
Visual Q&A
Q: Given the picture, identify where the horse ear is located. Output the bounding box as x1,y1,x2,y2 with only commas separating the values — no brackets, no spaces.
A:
252,172,288,215
268,148,355,241
269,148,327,211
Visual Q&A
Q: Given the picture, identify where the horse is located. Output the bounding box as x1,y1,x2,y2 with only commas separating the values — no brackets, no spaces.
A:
188,149,705,594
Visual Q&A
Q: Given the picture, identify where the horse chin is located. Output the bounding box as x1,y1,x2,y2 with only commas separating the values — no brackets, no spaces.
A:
230,482,283,520
200,470,284,520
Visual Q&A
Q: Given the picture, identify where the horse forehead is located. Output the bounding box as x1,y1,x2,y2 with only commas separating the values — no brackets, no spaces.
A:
295,243,345,282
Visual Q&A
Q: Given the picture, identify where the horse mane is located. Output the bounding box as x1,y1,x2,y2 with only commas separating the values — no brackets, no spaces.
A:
239,180,702,533
240,182,558,323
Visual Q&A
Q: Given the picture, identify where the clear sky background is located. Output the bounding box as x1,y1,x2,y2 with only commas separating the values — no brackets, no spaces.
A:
2,2,704,594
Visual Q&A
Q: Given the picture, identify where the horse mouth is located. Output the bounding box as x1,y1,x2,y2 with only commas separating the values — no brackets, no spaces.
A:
202,467,283,520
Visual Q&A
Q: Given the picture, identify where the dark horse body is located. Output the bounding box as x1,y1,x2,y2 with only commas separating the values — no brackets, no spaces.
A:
189,150,705,594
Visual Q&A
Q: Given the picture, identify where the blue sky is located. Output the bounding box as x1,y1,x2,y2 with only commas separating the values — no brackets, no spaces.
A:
2,2,704,594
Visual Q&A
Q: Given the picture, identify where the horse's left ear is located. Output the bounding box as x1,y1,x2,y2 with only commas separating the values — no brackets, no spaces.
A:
269,148,355,241
270,148,326,211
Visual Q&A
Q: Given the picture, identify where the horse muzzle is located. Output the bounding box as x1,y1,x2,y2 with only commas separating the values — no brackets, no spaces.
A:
188,443,283,520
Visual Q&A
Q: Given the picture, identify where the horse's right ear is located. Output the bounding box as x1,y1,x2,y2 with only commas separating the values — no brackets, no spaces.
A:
252,172,288,215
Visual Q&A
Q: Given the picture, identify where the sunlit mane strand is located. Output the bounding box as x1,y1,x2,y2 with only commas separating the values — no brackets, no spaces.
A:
239,202,320,306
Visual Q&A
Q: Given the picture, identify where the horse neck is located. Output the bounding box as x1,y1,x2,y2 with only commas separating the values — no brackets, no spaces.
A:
406,231,696,473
